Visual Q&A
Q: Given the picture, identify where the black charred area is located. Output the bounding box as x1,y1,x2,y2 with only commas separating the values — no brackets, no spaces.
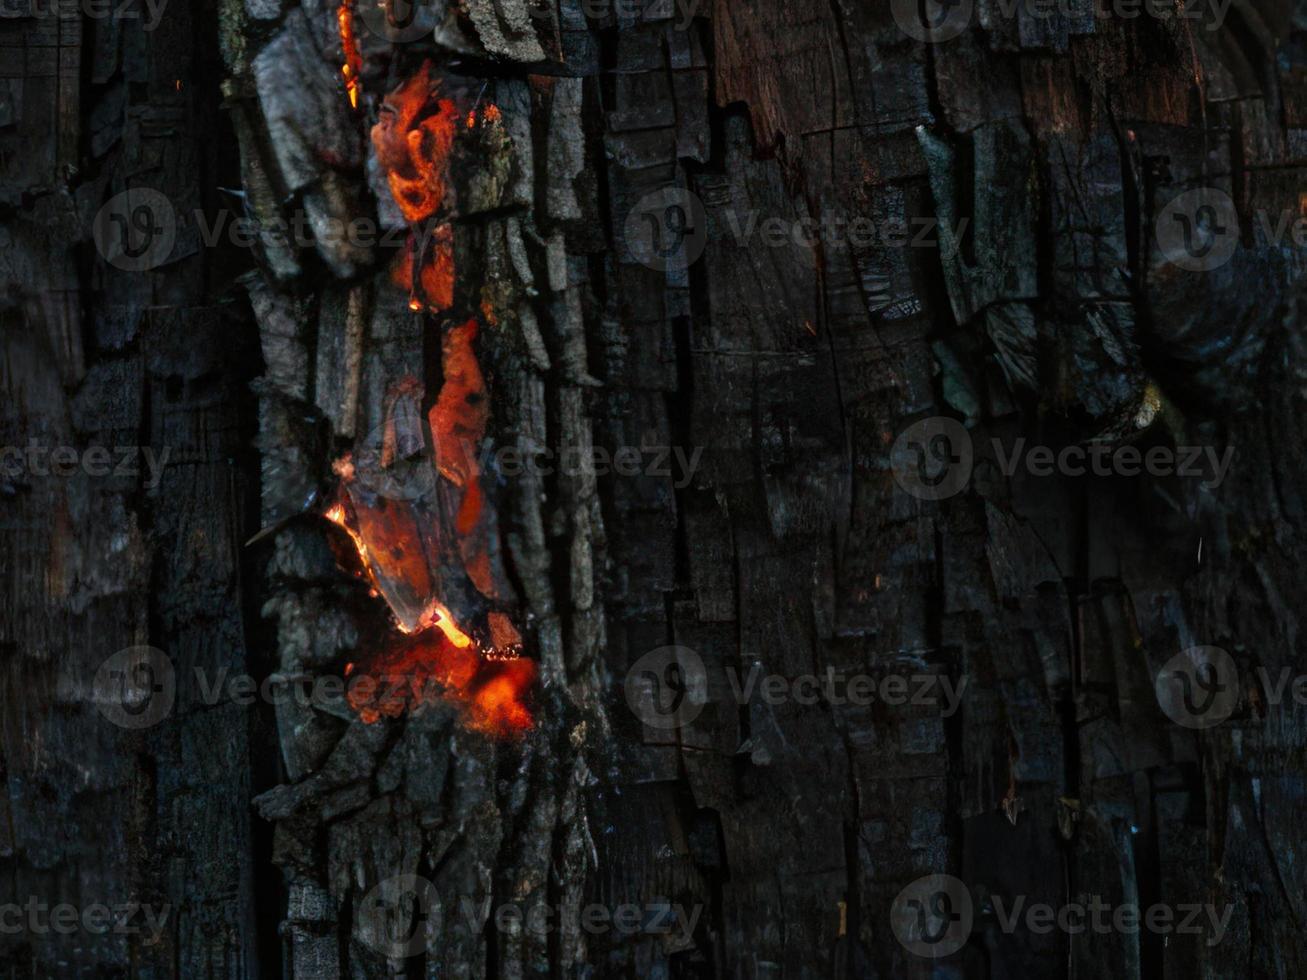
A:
3,1,1307,978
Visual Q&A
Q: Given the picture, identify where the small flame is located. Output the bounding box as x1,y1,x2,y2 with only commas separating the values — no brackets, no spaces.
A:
423,602,474,648
321,492,533,735
345,632,536,735
466,103,502,130
338,2,363,109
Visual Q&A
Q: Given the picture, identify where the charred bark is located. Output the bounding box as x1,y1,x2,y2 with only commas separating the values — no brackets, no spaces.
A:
4,0,1307,978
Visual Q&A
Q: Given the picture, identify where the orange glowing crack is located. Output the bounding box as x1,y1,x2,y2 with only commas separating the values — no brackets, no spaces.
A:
338,2,363,109
323,495,531,734
345,632,535,735
371,61,460,224
414,600,474,648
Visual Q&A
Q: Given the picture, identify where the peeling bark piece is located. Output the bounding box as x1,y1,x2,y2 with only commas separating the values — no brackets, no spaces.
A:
315,283,367,439
253,10,363,189
465,0,547,62
545,76,585,222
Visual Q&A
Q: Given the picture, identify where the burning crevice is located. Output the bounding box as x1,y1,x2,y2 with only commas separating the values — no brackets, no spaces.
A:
370,59,464,313
344,631,535,735
314,53,530,735
337,1,363,110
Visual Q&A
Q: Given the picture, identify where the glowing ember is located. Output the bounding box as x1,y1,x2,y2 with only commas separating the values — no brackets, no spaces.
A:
322,470,532,735
417,600,474,649
346,631,535,735
337,2,363,110
371,60,460,223
391,224,454,314
323,62,531,736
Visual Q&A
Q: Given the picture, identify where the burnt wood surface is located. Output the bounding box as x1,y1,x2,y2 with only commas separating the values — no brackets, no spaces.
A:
3,0,1307,978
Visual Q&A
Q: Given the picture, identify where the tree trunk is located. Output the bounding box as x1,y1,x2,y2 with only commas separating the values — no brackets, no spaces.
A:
4,0,1307,978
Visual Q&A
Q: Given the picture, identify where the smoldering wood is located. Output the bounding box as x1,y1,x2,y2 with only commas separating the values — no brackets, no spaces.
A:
3,0,1307,978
